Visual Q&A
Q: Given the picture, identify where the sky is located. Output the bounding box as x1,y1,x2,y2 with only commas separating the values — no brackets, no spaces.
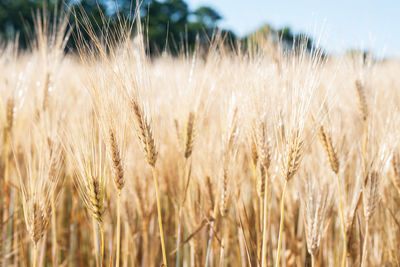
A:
185,0,400,58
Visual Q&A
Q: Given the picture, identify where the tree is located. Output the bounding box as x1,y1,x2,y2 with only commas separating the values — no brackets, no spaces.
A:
193,6,221,27
0,0,50,47
244,24,318,54
0,0,234,55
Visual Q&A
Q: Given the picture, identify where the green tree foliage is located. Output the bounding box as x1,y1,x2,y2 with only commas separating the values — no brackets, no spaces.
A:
0,0,235,54
244,23,318,53
0,0,47,44
277,26,313,51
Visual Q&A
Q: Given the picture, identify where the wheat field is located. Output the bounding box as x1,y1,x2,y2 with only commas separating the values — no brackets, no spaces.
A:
0,12,400,267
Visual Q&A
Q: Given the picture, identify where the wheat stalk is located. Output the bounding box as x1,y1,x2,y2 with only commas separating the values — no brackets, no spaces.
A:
361,171,379,267
317,124,347,266
2,97,14,266
17,131,62,267
108,127,124,267
276,129,304,267
176,111,196,267
65,116,107,267
255,120,272,267
131,98,167,266
302,176,331,267
46,136,64,267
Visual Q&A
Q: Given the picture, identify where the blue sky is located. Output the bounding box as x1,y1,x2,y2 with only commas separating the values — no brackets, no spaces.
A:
186,0,400,58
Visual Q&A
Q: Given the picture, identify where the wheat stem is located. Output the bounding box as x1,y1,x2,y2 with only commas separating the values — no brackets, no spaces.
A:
176,158,188,267
68,198,77,267
258,195,263,263
219,239,225,267
362,121,368,162
261,169,269,267
100,223,104,266
176,208,183,267
94,220,103,267
205,221,215,267
94,220,99,267
116,190,121,267
205,192,220,267
3,136,10,265
4,187,15,266
360,221,369,267
123,221,129,267
51,193,58,267
4,126,10,190
335,174,347,267
275,180,288,267
152,167,168,267
33,243,38,267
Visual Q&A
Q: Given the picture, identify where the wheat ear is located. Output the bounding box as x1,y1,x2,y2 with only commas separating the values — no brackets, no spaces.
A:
176,111,195,267
131,98,167,266
255,121,271,267
355,80,368,159
109,127,124,267
276,129,303,267
318,124,346,267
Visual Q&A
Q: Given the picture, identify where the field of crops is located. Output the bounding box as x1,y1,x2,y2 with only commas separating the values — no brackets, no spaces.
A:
0,13,400,267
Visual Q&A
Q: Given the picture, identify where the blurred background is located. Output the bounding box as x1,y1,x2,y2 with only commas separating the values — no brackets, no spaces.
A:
0,0,398,57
